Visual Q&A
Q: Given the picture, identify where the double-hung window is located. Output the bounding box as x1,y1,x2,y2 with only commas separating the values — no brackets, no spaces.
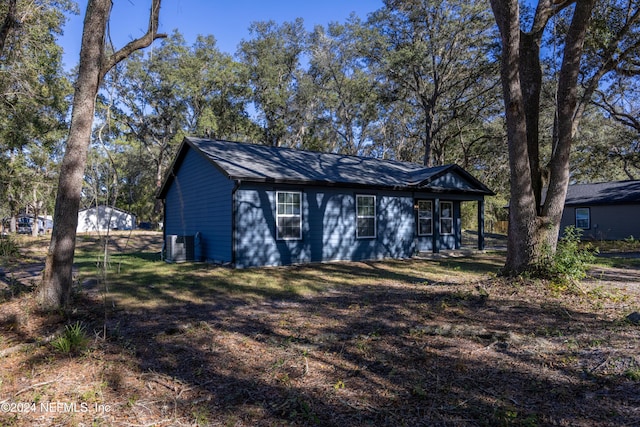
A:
440,201,453,235
276,191,302,240
575,207,590,229
356,195,376,238
417,200,433,235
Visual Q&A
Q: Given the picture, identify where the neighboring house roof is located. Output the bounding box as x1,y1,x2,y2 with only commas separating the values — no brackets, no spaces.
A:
158,137,494,198
564,180,640,206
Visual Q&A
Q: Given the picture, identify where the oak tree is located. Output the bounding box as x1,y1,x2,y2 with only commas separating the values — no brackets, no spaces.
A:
39,0,165,309
490,0,640,274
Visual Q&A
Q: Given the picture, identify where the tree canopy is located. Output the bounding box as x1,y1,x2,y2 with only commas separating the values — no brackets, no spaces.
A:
2,1,640,290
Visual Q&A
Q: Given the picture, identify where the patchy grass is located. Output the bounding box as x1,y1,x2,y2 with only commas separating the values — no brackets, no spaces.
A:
592,236,640,253
0,231,638,426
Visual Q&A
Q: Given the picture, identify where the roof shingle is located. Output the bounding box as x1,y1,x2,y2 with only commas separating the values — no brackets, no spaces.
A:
159,137,494,197
565,180,640,205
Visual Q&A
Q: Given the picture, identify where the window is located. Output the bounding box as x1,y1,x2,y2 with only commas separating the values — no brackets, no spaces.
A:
276,191,302,240
417,200,433,235
575,207,590,229
356,195,376,238
440,201,453,235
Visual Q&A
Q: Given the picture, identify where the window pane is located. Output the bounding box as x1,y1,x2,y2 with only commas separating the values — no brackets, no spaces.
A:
356,196,376,238
419,218,432,235
441,202,452,218
575,208,590,229
441,218,453,234
276,192,302,239
418,203,432,217
417,200,432,237
278,217,301,239
440,201,453,234
357,196,374,216
357,217,375,238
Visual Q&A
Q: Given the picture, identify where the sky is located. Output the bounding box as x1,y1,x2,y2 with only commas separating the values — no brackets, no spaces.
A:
59,0,384,70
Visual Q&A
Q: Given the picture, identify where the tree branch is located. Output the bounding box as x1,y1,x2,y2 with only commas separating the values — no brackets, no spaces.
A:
0,0,19,57
100,0,166,78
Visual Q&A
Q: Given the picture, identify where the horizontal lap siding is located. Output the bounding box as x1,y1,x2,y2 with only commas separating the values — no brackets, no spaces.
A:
561,204,640,240
235,185,415,267
311,189,359,262
235,188,300,267
412,193,463,251
164,148,234,263
375,192,415,259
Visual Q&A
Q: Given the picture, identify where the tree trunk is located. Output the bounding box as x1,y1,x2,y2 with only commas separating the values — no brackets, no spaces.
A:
541,0,596,247
40,0,112,308
422,106,434,167
491,0,539,274
519,32,543,211
0,0,18,56
39,0,164,309
491,0,596,275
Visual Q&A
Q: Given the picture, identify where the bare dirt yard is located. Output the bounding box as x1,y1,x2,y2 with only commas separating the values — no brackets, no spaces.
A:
0,232,638,426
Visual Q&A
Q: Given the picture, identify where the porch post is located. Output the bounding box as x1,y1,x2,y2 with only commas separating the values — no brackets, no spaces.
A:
433,198,440,253
477,199,485,250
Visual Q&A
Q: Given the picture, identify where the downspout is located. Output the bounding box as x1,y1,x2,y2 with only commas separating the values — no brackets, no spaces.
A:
411,191,417,256
231,180,241,266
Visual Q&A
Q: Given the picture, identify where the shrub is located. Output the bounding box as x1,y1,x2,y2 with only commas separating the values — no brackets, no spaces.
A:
536,226,597,289
0,235,20,257
51,321,89,355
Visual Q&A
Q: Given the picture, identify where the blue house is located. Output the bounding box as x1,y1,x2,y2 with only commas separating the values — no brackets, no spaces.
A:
158,137,494,267
559,180,640,240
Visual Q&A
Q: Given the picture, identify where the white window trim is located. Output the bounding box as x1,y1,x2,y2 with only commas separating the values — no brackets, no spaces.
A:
276,191,302,240
417,200,433,236
575,207,590,229
356,194,377,239
440,201,454,235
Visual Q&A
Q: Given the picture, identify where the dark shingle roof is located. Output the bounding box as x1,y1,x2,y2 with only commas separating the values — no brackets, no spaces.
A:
159,137,493,197
565,180,640,205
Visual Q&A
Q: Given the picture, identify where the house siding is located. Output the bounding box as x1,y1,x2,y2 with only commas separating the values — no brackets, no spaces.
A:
159,139,492,267
235,185,418,268
412,192,474,253
164,147,234,263
429,173,476,191
560,204,640,241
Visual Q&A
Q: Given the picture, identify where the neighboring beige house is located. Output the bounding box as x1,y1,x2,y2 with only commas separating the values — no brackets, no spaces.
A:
77,206,136,233
559,180,640,240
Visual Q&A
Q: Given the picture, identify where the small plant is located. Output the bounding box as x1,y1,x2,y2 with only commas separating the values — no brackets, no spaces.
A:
192,406,210,426
0,235,20,257
624,367,640,381
536,226,597,290
552,226,596,280
289,398,318,424
51,321,89,355
126,394,139,408
412,384,428,398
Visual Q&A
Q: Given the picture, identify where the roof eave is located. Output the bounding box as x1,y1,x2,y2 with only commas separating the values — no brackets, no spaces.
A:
230,176,493,195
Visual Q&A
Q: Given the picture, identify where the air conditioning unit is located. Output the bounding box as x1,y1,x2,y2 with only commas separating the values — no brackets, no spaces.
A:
165,234,195,263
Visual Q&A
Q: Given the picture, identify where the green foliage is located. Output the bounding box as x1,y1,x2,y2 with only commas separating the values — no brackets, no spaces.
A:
536,226,597,289
553,226,598,280
238,19,307,147
624,367,640,381
51,321,89,355
0,0,74,224
0,235,20,257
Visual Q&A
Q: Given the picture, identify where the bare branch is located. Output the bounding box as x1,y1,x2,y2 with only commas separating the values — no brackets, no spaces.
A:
100,0,167,78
